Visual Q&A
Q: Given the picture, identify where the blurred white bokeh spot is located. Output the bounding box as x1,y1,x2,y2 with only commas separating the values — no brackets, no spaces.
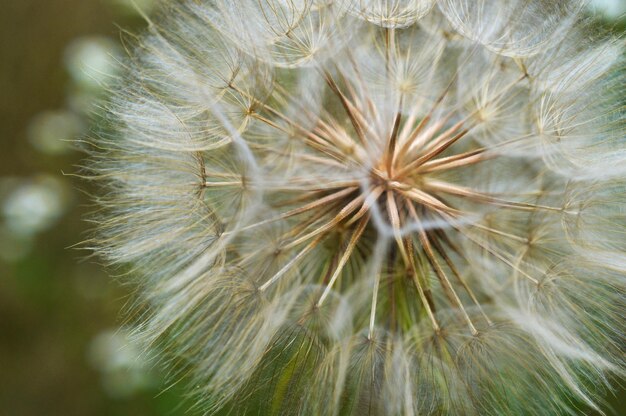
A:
64,36,121,92
28,110,83,155
2,175,71,237
88,329,154,398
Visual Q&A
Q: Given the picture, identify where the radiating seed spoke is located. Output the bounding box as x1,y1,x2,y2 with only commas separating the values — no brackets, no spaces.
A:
259,235,325,291
283,193,366,250
425,180,564,213
404,237,441,332
317,215,370,306
408,203,479,335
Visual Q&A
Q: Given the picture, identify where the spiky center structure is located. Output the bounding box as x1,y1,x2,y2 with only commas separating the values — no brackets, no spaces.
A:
199,25,569,339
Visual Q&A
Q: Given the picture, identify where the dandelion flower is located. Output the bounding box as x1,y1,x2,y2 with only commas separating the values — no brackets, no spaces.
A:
85,0,626,414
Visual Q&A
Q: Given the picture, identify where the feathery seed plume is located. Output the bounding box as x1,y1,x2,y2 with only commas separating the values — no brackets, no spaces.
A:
85,0,626,414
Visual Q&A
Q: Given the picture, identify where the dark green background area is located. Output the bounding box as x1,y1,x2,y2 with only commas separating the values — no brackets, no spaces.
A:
0,1,623,415
0,1,188,415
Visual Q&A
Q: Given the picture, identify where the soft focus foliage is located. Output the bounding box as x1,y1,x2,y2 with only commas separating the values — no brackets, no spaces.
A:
85,0,625,414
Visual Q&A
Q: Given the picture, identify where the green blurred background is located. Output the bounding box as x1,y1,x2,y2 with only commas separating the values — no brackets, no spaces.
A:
0,1,191,415
0,1,624,415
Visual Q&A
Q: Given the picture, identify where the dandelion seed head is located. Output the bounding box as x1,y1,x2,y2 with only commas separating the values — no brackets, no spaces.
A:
85,0,626,414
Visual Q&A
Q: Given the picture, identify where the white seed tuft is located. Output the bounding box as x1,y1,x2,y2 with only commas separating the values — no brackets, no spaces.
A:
84,0,625,414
